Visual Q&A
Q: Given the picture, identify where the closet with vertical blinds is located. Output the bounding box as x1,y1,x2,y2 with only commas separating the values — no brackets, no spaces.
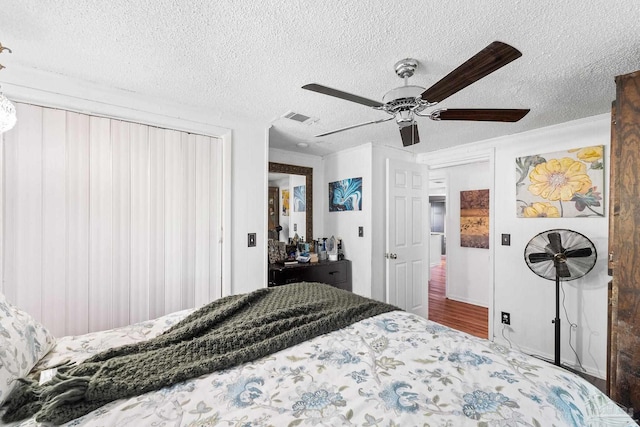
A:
0,103,223,336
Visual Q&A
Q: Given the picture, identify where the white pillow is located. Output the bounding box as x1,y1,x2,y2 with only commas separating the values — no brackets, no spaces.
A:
0,292,56,405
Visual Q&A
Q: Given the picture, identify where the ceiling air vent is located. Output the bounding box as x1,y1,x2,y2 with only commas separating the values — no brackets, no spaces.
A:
282,111,317,125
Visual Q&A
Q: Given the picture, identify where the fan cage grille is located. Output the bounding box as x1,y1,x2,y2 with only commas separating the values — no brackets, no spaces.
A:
524,229,597,282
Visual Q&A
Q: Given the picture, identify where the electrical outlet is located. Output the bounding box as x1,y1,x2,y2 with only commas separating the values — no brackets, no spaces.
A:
294,223,297,232
501,312,511,325
248,233,256,247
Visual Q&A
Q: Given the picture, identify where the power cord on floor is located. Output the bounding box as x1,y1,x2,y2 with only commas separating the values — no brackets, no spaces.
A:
501,324,513,348
560,282,586,372
500,324,525,353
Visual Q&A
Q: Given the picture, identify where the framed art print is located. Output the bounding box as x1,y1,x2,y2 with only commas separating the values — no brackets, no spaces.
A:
516,145,604,218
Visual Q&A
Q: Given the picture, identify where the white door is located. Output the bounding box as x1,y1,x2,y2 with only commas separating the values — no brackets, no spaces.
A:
385,159,428,318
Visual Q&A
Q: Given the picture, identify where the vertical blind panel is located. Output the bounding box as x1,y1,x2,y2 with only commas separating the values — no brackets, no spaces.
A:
65,112,90,336
41,108,68,335
0,132,3,298
210,139,222,301
129,123,150,324
2,109,18,305
16,104,44,319
148,126,166,320
163,129,184,315
195,136,211,306
185,133,197,310
111,119,131,328
89,116,114,333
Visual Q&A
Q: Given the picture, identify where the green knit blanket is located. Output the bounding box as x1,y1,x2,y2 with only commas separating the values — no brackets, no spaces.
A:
2,282,398,425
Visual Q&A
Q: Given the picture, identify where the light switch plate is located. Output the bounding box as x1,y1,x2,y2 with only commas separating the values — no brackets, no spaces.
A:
501,233,511,246
248,233,256,247
358,226,364,237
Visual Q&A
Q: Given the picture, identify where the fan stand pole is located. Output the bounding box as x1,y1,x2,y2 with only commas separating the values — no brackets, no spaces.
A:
554,274,561,366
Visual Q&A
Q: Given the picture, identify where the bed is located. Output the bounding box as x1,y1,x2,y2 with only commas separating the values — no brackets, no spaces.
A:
0,283,635,426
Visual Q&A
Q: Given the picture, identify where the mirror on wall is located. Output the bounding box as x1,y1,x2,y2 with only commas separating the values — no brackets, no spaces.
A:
268,162,313,244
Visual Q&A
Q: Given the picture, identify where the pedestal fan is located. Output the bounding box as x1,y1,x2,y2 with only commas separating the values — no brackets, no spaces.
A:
524,229,597,366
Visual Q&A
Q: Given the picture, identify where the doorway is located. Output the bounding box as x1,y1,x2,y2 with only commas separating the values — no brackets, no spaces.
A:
427,168,490,339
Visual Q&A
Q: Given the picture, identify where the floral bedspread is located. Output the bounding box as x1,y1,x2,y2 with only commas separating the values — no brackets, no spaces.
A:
4,310,634,426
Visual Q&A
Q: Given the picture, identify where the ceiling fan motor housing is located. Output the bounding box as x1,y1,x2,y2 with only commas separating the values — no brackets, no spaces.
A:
382,85,426,108
381,85,431,127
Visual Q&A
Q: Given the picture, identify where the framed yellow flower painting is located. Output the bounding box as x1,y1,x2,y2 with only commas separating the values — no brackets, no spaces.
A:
516,145,604,218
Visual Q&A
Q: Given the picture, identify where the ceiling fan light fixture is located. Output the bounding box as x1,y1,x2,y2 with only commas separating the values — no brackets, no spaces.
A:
0,91,16,133
396,110,414,127
0,43,16,133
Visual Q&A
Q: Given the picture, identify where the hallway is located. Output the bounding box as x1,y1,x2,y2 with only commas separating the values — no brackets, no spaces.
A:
428,256,489,339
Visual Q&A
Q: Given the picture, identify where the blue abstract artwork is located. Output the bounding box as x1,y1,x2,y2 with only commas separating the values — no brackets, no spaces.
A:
293,185,306,212
329,177,362,212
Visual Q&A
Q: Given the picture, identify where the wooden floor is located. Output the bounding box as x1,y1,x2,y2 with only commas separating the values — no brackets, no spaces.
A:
427,256,610,393
428,256,489,339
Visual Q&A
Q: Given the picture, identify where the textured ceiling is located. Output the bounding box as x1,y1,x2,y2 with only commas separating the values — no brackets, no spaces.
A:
1,0,639,156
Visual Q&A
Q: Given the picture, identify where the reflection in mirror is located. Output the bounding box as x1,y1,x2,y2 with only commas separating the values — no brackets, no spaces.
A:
268,162,313,244
268,173,305,242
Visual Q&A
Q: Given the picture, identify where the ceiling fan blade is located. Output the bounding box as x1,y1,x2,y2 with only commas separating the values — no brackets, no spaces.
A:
400,123,420,147
315,116,394,137
528,252,554,264
421,41,522,103
546,232,564,254
302,83,384,108
564,247,593,258
431,108,530,122
555,260,571,277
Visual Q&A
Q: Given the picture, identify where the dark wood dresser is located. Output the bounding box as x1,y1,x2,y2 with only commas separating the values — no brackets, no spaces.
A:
268,259,352,292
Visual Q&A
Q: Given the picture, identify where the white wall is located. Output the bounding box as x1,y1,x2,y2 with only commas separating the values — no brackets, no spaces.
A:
421,114,611,378
436,161,492,307
323,144,373,297
230,125,269,294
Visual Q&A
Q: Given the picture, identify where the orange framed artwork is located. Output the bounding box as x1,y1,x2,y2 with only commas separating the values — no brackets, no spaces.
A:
460,189,490,249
